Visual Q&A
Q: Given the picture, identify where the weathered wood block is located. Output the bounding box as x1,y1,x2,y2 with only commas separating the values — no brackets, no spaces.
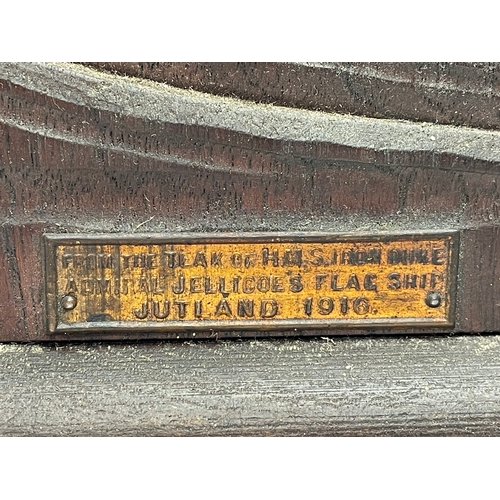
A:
1,62,500,341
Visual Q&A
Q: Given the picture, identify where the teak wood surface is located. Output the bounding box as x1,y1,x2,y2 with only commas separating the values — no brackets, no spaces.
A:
0,62,500,435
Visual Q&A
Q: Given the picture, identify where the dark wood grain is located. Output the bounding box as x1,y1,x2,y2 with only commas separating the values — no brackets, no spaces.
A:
0,336,499,436
1,62,500,340
2,62,500,436
85,62,500,130
0,225,23,339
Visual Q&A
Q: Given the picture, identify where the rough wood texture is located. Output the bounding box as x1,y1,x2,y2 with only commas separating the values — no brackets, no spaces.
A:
87,62,500,130
1,62,500,339
2,62,500,436
1,336,499,436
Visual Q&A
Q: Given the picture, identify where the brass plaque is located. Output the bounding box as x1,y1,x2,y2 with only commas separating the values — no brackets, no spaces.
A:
44,232,458,334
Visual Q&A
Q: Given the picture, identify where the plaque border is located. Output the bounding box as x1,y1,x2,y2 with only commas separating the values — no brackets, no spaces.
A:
43,231,459,334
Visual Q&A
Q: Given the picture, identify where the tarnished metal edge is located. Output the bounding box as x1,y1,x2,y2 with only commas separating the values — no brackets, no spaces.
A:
54,318,454,333
43,230,458,245
43,234,57,335
43,231,459,335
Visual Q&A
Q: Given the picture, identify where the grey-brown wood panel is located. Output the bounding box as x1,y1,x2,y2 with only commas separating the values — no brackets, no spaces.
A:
1,63,500,340
1,62,500,436
0,336,499,436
